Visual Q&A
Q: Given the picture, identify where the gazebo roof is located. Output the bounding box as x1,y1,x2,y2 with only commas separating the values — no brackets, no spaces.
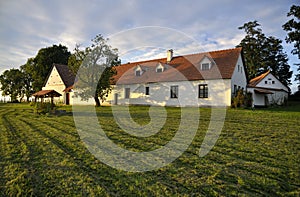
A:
32,90,62,98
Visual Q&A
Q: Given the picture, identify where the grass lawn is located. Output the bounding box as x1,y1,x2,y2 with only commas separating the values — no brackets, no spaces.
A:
0,103,299,196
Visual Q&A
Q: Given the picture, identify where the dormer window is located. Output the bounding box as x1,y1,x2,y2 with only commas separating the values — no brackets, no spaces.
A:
156,63,165,73
135,65,143,76
135,70,141,76
201,63,210,70
199,55,214,71
156,68,163,73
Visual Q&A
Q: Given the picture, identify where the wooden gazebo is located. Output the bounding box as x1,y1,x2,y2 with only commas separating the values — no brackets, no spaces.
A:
32,90,62,109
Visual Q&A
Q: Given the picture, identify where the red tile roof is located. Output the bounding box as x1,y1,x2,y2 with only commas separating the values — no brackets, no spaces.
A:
113,48,242,85
248,70,271,87
32,90,62,97
254,89,273,94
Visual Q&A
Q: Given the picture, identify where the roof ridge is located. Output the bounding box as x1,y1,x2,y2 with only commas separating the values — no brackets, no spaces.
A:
207,47,242,54
249,70,270,83
121,57,166,66
121,47,241,66
248,70,271,87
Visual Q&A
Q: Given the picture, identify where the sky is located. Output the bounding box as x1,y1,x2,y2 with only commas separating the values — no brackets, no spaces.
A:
0,0,299,92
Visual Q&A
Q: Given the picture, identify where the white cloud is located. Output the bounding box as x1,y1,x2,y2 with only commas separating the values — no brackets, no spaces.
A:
0,0,298,91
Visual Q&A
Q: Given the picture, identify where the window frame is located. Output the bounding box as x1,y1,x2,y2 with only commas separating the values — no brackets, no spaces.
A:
156,68,163,73
135,70,141,76
125,88,130,99
170,85,178,99
145,86,150,95
198,84,208,98
201,63,210,70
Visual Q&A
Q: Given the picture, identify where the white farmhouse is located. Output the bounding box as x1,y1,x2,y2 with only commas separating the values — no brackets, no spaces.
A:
41,64,75,104
36,48,291,108
110,48,247,107
247,70,289,107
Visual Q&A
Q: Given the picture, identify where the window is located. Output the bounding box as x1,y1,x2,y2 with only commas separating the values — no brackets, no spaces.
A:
272,81,275,84
233,85,237,95
238,65,240,72
201,63,210,70
199,84,208,98
125,88,130,99
135,70,141,76
156,68,163,73
265,81,268,84
145,86,150,95
170,86,178,98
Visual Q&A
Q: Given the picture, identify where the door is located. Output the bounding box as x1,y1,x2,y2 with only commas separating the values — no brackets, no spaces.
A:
264,95,269,106
66,93,70,105
114,93,118,105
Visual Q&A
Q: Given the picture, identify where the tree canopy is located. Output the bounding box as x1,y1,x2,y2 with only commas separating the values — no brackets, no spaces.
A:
29,44,71,91
283,4,300,83
238,21,292,86
68,34,120,106
0,68,26,102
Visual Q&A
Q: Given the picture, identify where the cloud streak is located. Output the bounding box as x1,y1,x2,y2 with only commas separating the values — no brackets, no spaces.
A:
0,0,298,91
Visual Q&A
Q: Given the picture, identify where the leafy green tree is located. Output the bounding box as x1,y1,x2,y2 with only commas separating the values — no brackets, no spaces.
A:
68,34,120,106
283,4,300,83
237,21,268,79
0,68,25,101
264,36,293,86
20,60,34,101
28,44,71,91
238,21,292,85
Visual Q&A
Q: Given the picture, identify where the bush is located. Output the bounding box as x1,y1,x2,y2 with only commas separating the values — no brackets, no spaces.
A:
231,90,244,108
32,102,55,114
231,90,252,108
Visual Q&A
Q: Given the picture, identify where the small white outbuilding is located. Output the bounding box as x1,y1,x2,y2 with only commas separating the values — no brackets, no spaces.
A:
247,70,289,107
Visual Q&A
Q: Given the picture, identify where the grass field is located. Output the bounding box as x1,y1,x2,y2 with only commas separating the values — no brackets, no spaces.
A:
0,103,299,196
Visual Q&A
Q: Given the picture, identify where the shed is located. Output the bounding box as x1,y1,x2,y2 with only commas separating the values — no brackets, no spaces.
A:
32,90,62,108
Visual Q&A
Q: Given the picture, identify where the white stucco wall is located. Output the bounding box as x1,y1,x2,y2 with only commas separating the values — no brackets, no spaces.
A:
110,79,232,107
267,91,288,105
248,73,289,106
42,67,65,103
231,54,247,95
248,88,288,106
255,73,289,92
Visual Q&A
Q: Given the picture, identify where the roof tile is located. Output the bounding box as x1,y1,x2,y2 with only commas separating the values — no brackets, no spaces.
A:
248,70,270,87
113,48,242,85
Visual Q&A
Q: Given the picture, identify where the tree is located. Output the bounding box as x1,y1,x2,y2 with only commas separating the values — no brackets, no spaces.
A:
68,34,120,107
283,5,300,83
29,44,71,91
237,21,268,79
238,21,292,86
20,60,34,102
264,36,293,86
0,68,25,102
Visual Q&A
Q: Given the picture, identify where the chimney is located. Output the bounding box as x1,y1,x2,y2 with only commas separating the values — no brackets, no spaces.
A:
167,49,173,62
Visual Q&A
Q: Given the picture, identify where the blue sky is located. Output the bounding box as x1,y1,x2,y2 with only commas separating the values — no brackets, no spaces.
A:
0,0,299,92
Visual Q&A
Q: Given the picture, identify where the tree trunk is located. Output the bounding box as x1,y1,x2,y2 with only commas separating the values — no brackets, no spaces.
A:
94,95,101,107
26,94,30,102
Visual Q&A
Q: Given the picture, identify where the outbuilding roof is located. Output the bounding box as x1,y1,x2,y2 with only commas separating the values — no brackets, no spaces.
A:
44,64,75,88
113,48,243,85
32,90,62,98
248,70,271,87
